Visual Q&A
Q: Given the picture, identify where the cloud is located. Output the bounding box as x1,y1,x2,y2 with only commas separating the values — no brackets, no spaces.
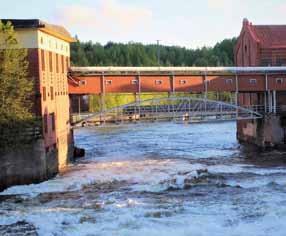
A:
207,0,228,9
55,0,153,34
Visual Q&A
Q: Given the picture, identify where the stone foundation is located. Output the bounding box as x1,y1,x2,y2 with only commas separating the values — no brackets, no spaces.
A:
0,139,74,192
237,115,286,148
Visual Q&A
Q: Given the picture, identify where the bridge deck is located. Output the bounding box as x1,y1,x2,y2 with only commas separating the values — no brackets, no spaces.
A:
69,67,286,94
70,66,286,75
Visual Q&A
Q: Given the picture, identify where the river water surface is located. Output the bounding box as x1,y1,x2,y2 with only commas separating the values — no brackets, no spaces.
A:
1,122,286,236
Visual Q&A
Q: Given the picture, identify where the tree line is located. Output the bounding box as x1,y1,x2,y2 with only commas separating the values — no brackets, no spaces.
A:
71,37,237,67
0,21,37,154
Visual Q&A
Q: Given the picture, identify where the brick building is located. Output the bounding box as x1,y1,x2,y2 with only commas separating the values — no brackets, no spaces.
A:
1,19,75,172
235,19,286,147
235,18,286,67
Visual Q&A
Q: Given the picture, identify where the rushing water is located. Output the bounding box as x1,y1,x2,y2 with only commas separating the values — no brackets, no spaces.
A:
1,121,286,236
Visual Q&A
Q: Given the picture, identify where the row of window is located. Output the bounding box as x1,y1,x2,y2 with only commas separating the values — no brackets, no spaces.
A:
41,49,69,73
101,78,285,86
40,37,69,53
42,86,68,101
261,59,286,67
104,80,187,86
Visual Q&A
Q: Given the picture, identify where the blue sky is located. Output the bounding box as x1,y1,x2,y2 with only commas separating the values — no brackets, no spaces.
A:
1,0,286,48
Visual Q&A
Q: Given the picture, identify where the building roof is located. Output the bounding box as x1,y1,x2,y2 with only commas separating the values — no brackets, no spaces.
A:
0,19,75,43
243,19,286,49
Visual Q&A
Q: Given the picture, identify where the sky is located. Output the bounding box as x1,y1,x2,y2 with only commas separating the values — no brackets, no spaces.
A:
1,0,286,48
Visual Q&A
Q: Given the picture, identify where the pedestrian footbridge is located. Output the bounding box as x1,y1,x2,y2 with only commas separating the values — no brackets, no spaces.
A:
72,97,263,126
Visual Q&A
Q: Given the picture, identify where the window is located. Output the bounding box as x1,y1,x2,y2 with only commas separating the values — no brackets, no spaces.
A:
179,80,187,85
245,45,247,53
225,79,233,84
50,87,54,100
49,52,53,72
261,59,272,67
155,80,162,85
44,114,48,133
41,50,45,71
276,78,284,84
56,54,59,73
40,37,44,44
50,113,55,131
66,57,69,69
43,87,46,101
276,59,286,66
249,79,257,84
61,55,65,73
131,80,138,85
106,80,112,85
79,80,87,86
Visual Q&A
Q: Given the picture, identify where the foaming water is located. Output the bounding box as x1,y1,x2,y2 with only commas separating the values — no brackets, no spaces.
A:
1,121,286,236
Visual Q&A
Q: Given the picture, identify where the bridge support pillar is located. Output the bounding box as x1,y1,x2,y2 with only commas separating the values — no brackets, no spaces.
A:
99,93,106,123
237,115,286,148
134,92,141,119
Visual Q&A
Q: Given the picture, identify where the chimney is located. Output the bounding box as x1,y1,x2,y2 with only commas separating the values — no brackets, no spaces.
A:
243,18,249,27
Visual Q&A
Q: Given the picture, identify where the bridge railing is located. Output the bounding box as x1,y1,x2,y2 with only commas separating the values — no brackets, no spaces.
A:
242,105,285,115
71,97,265,126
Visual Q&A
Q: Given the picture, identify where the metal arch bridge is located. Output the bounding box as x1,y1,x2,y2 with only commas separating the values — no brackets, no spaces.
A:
72,97,263,126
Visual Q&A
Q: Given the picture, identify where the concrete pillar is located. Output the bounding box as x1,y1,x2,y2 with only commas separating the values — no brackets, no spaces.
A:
268,90,272,113
78,95,81,117
237,114,285,148
100,73,106,123
273,90,277,114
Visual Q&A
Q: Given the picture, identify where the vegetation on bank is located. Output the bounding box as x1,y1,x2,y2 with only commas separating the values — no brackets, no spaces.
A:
0,21,38,154
71,38,237,112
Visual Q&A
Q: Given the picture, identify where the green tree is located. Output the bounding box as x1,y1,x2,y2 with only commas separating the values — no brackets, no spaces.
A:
0,21,33,122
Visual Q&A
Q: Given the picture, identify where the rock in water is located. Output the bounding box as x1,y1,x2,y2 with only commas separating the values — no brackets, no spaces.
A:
0,221,38,236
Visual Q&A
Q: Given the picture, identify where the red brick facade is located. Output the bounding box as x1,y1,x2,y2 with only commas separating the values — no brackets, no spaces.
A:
235,19,286,66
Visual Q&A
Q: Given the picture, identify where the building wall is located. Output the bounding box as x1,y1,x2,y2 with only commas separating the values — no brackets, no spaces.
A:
15,28,73,171
235,30,260,66
0,139,58,191
235,22,286,148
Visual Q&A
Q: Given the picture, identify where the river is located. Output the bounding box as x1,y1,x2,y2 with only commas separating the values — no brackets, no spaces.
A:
1,121,286,236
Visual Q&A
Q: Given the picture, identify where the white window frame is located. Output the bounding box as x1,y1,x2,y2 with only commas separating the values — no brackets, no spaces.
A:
155,80,163,85
179,80,187,85
106,80,112,85
249,79,257,84
276,78,284,84
131,80,138,85
79,80,87,86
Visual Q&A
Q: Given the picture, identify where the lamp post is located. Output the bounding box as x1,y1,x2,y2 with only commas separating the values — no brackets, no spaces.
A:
156,40,161,66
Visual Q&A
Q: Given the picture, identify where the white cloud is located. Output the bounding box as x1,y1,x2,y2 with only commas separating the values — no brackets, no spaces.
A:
55,0,153,34
207,0,229,9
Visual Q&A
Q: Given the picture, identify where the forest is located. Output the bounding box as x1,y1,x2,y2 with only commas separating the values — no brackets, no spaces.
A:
71,37,237,67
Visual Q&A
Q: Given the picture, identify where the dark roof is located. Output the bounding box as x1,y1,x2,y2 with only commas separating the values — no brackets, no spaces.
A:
251,25,286,48
241,19,286,49
1,19,75,42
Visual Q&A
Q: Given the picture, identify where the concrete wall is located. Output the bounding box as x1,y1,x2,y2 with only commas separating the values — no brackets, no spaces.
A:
237,115,285,148
0,139,57,191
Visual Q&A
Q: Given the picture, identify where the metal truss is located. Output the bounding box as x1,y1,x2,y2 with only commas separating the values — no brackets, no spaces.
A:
73,97,263,126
